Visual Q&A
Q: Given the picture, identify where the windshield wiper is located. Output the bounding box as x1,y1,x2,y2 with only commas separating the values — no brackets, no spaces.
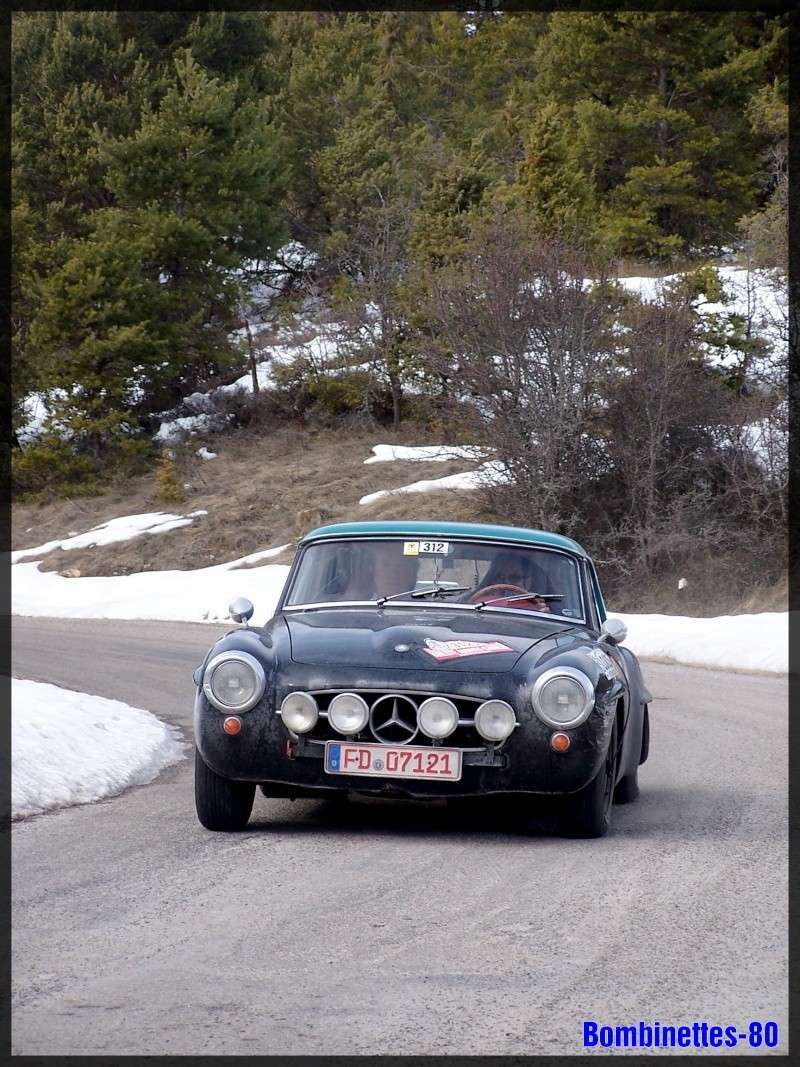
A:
376,584,469,606
474,591,565,610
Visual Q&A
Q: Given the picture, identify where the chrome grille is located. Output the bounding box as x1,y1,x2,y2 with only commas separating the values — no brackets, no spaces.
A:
306,688,488,749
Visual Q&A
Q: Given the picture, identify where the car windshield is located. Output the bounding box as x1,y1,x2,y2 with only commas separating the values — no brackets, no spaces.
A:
285,538,584,620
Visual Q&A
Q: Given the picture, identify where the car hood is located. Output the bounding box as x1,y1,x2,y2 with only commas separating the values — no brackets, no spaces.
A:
283,606,575,673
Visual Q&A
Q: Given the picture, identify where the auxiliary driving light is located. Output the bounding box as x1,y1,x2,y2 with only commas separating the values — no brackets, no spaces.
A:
280,691,319,734
474,700,516,742
223,716,243,736
418,697,459,739
328,693,370,735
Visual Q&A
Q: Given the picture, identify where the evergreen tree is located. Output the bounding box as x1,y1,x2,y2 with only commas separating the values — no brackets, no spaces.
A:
12,13,287,475
513,100,596,239
533,12,784,256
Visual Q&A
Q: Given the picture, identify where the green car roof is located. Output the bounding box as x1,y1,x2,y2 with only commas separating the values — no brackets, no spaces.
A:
300,520,588,557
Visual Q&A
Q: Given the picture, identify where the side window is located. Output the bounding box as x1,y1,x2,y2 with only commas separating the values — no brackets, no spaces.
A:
580,562,598,629
586,560,606,626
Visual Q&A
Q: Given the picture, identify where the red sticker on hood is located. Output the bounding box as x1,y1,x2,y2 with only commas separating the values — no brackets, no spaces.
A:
422,638,515,661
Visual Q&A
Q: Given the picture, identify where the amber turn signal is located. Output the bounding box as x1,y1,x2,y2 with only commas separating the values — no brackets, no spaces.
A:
223,716,243,735
550,731,570,752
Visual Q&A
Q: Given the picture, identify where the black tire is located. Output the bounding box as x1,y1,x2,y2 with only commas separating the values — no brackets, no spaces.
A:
613,767,639,804
559,721,618,838
614,704,649,804
194,747,255,831
639,705,650,764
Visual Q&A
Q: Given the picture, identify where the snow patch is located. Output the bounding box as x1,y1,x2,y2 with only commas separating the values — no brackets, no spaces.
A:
12,546,293,624
154,414,222,443
197,447,217,461
614,611,788,674
12,679,185,819
614,267,787,374
359,461,508,506
365,444,487,465
11,510,208,563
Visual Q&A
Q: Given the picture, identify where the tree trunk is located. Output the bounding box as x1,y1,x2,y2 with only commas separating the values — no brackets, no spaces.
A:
657,61,669,152
390,373,401,428
244,317,260,397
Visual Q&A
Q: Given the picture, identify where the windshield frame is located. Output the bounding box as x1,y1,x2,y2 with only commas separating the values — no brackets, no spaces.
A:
278,536,590,625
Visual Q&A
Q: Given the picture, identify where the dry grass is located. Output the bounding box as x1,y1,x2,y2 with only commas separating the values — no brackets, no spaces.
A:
12,420,786,617
609,557,788,616
12,422,498,578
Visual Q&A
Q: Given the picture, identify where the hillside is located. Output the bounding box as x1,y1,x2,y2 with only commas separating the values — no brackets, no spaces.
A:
12,417,786,618
10,12,787,622
12,424,492,574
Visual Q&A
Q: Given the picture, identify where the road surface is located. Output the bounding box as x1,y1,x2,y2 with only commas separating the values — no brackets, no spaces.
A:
11,617,789,1055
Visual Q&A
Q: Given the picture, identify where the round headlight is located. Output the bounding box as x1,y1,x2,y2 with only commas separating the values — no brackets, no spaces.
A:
531,667,594,728
474,700,516,742
328,693,369,735
280,691,318,734
418,697,459,739
203,651,265,713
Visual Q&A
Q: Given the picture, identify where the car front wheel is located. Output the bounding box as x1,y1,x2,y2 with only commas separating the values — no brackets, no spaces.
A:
194,747,256,831
559,721,618,838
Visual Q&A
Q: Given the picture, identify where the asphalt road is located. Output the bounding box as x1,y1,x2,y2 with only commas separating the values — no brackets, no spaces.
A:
11,617,788,1056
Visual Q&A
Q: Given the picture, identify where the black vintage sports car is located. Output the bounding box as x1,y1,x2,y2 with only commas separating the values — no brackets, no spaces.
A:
193,521,651,837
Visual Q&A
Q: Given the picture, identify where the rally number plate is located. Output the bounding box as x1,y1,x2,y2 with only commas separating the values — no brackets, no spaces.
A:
324,742,462,781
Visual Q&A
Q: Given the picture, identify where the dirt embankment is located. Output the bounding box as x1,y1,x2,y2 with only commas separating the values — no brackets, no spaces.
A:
12,422,786,616
11,424,495,578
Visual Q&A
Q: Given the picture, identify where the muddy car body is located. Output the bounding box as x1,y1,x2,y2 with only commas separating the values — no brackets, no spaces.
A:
194,521,651,836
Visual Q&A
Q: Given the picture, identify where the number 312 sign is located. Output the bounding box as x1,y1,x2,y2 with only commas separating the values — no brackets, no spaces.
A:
404,540,450,555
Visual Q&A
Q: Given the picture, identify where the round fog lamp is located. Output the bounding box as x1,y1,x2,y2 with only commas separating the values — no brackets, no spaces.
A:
418,697,458,739
280,691,318,734
474,700,516,742
328,693,369,735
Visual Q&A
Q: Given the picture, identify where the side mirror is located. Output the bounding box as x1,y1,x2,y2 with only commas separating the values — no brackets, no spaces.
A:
600,617,627,645
229,597,255,626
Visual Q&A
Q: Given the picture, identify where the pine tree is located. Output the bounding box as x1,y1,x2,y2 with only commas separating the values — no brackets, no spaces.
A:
13,14,287,482
513,100,596,239
532,12,785,256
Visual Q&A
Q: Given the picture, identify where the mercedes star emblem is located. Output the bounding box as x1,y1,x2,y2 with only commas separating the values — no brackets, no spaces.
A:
369,694,419,744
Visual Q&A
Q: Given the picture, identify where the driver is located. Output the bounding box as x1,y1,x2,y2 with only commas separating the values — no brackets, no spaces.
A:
475,550,550,612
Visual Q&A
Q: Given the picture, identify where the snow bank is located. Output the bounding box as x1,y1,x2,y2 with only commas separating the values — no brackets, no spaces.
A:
154,413,222,443
12,679,185,819
17,393,51,445
12,510,208,563
618,266,785,321
11,544,292,625
360,461,508,506
616,266,787,373
614,611,788,674
154,325,340,441
365,444,487,464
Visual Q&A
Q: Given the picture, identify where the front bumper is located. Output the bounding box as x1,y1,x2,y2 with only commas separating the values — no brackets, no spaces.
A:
194,684,617,799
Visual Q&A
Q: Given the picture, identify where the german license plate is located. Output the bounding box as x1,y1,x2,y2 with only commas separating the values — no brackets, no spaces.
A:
324,742,462,781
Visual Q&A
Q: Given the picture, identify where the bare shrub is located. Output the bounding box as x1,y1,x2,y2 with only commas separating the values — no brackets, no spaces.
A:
416,209,787,603
422,211,622,532
325,193,416,427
